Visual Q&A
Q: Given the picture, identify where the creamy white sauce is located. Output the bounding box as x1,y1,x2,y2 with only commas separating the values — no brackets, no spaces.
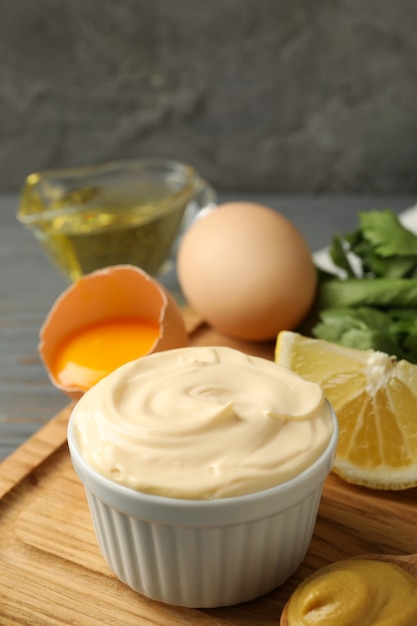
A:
73,346,334,499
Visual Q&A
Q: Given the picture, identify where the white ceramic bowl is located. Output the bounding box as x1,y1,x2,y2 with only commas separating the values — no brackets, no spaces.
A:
67,403,338,608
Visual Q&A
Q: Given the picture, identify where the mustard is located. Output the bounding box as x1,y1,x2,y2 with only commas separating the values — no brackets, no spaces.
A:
287,559,417,626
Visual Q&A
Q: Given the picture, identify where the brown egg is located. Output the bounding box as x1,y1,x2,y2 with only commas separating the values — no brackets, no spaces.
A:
39,265,189,400
177,202,317,341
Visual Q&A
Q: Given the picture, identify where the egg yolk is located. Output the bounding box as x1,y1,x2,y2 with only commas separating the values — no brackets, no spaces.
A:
52,318,160,391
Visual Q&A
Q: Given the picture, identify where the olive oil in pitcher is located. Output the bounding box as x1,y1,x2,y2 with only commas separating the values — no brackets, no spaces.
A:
17,159,216,282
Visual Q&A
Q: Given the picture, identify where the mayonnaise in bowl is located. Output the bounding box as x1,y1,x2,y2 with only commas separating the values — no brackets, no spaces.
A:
67,346,338,607
72,346,334,499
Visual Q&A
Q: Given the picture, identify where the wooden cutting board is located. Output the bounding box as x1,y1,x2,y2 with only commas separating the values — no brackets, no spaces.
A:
1,307,417,625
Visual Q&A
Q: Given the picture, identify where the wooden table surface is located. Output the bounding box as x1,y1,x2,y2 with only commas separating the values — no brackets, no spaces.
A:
1,191,416,462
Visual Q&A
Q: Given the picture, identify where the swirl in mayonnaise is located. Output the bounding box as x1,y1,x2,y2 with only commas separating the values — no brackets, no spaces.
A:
72,346,334,499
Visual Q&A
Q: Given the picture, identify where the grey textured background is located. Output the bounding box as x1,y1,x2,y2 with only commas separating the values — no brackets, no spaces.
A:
1,0,417,193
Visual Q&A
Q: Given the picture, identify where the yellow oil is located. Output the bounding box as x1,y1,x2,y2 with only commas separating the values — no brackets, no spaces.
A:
28,181,193,281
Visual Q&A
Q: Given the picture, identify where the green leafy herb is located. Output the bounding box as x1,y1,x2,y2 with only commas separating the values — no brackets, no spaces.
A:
328,235,357,278
360,210,417,258
318,277,417,309
308,209,417,363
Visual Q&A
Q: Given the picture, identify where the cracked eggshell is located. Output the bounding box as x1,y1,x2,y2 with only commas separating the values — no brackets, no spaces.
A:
39,265,189,400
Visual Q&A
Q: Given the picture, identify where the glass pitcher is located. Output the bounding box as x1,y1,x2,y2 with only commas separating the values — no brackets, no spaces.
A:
17,158,217,282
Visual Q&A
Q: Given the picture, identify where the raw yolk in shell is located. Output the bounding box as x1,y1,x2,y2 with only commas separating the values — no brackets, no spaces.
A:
51,318,160,391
